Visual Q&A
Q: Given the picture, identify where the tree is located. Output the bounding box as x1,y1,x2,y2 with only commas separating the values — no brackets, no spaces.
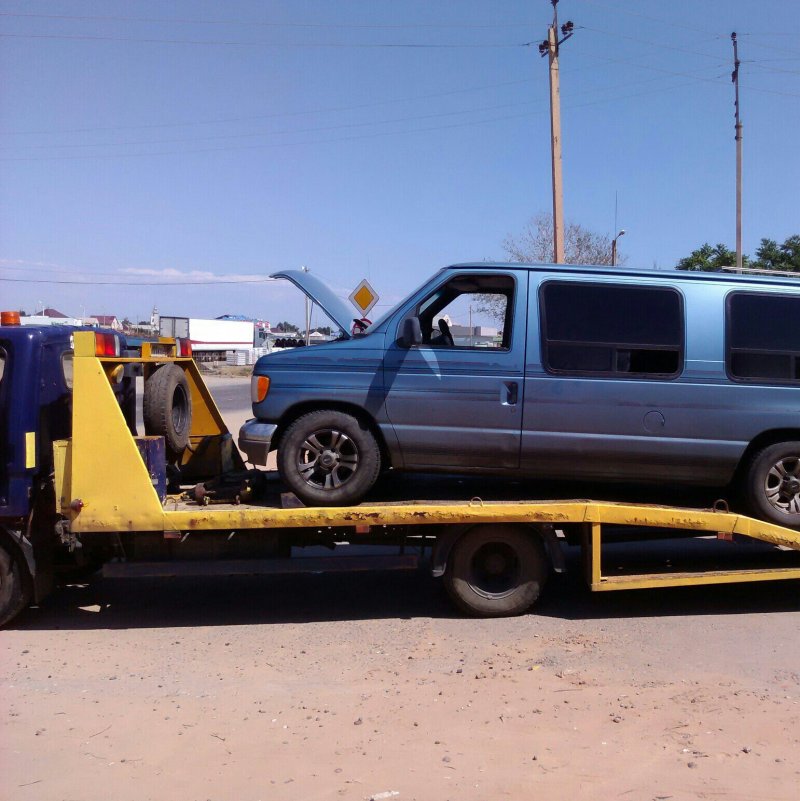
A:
503,211,624,266
676,243,743,272
676,235,799,273
478,212,624,323
274,321,299,333
312,326,332,336
752,235,800,272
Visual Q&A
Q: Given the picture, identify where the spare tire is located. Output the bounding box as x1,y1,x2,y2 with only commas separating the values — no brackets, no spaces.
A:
143,364,192,458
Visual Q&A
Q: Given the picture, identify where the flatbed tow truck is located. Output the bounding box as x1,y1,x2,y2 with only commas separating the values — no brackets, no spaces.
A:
2,329,800,626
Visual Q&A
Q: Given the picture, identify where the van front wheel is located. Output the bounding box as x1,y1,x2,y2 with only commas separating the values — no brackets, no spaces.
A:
746,441,800,527
444,526,549,617
278,410,381,506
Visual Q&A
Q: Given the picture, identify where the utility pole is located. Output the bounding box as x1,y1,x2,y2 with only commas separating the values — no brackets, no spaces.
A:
539,1,574,264
731,32,743,273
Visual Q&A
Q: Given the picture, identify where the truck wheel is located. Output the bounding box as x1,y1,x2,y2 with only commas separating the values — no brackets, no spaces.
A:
444,525,548,617
745,441,800,527
278,410,381,506
0,540,32,628
143,364,192,459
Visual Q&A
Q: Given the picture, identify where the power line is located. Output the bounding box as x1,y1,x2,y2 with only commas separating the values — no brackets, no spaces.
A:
579,25,726,60
7,66,723,151
0,66,730,162
0,10,533,30
0,78,535,136
0,275,277,286
0,32,528,48
1,99,539,151
0,70,726,165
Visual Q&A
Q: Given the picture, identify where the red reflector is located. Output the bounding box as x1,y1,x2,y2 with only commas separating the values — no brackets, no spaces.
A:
178,338,192,357
95,333,119,356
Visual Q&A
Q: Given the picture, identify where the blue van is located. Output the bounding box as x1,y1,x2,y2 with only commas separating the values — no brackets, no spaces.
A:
240,264,800,525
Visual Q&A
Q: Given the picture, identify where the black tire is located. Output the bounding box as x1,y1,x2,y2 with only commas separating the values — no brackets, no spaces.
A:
745,441,800,527
444,525,549,617
0,539,32,628
278,410,381,506
143,364,192,459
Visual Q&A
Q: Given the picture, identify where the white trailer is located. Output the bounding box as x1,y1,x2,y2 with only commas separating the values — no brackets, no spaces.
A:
159,317,255,360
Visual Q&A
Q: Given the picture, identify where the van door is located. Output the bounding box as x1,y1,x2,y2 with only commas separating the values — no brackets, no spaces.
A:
521,276,699,482
383,271,527,469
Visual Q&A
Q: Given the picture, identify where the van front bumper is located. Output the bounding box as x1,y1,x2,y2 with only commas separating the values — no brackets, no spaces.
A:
238,419,278,466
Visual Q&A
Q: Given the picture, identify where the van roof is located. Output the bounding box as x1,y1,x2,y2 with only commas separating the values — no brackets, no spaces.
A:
448,262,800,288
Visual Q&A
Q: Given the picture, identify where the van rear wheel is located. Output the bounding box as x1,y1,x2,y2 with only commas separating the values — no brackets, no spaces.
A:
746,441,800,527
444,525,549,617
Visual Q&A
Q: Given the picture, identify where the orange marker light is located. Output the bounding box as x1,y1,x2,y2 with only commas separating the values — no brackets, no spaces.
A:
1,311,21,326
251,375,270,403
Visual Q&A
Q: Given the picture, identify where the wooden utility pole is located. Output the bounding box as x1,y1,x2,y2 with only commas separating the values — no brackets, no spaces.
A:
732,32,743,272
539,1,574,264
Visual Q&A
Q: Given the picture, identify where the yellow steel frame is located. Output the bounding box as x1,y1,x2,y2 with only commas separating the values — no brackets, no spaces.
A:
53,332,800,593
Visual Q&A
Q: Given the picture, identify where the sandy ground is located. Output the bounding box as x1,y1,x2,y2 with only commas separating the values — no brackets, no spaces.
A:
2,376,800,800
3,564,799,800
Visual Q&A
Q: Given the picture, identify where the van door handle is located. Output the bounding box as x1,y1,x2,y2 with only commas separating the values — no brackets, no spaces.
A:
503,381,518,406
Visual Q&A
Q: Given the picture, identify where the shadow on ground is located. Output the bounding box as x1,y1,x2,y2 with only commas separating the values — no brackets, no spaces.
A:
12,542,799,632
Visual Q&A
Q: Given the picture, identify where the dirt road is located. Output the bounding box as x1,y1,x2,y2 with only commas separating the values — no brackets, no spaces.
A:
3,563,799,801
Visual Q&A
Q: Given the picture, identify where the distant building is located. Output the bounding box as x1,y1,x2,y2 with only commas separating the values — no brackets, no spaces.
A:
92,315,122,331
36,307,69,319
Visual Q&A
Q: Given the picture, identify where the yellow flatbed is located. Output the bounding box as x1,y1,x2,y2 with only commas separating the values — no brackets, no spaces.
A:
50,333,800,616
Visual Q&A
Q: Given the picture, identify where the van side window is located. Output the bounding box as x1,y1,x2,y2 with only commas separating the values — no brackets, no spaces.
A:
416,274,514,349
540,282,683,378
727,292,800,383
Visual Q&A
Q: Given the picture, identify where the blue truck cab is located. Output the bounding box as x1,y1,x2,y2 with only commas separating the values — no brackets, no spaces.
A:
0,320,135,625
240,264,800,525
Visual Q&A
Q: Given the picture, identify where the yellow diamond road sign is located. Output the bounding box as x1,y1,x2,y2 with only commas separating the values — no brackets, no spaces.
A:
349,279,379,317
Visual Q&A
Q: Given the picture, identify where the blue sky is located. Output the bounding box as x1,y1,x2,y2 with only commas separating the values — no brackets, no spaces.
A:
1,0,798,327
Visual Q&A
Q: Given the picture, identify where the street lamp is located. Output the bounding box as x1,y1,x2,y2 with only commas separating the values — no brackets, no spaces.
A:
611,229,626,266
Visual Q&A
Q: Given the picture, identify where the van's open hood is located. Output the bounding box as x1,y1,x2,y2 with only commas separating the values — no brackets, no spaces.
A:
270,270,353,338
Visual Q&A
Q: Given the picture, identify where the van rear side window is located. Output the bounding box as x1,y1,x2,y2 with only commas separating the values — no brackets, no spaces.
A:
727,292,800,383
540,282,683,378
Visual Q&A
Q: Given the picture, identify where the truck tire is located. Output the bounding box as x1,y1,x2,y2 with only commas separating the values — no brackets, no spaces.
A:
0,539,32,628
745,441,800,528
278,410,381,506
143,364,192,459
444,525,548,617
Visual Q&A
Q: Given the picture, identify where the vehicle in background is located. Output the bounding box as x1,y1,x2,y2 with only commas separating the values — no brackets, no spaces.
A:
240,264,800,527
159,316,255,361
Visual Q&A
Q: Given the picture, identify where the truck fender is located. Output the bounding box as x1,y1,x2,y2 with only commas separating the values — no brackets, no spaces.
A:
431,523,566,578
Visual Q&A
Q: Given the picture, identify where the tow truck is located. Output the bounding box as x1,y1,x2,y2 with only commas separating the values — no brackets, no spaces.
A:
2,318,800,627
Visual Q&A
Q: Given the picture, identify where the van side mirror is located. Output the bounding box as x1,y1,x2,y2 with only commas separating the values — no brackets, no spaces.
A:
398,317,422,348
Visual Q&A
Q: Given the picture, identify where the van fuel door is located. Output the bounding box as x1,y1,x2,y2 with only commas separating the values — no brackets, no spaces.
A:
643,410,666,433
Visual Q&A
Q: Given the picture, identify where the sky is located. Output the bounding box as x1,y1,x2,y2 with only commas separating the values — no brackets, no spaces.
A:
1,0,798,329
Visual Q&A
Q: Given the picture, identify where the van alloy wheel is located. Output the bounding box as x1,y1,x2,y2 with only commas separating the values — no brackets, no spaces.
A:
764,455,800,515
297,428,360,491
746,441,800,527
278,410,381,506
